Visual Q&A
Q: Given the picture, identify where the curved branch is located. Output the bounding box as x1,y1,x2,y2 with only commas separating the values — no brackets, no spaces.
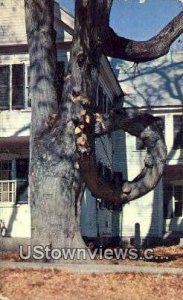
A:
101,11,183,62
78,109,167,204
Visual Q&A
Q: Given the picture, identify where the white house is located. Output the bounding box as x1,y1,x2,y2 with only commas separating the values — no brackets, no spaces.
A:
110,52,183,243
0,0,123,241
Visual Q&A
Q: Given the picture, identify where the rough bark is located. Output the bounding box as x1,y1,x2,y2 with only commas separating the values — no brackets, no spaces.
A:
25,0,86,261
79,109,167,204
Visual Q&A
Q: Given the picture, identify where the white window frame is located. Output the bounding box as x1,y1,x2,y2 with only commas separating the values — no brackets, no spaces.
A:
0,63,30,110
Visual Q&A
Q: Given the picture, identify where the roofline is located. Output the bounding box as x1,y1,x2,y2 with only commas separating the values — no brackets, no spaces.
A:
60,5,74,19
105,55,124,97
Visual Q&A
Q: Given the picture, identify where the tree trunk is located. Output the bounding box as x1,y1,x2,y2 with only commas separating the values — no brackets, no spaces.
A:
25,0,93,262
25,0,106,262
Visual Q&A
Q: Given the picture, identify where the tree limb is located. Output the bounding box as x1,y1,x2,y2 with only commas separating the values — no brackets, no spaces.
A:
101,11,183,62
78,109,167,204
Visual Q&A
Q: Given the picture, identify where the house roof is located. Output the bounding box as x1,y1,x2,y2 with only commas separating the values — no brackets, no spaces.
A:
110,52,183,108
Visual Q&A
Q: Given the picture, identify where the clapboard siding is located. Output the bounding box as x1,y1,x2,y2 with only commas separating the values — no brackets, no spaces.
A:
0,0,72,45
0,0,27,45
80,189,97,238
0,110,31,137
121,181,163,237
0,204,31,237
98,208,113,237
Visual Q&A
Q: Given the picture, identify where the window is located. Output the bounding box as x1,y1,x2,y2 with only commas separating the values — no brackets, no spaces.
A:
163,183,183,218
0,64,26,109
136,115,165,150
174,186,183,217
16,159,29,180
163,183,173,219
16,159,29,204
173,115,183,149
12,64,25,108
0,161,12,180
26,66,31,107
0,160,29,203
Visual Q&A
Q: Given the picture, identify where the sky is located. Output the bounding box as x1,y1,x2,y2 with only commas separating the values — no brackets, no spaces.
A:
58,0,182,42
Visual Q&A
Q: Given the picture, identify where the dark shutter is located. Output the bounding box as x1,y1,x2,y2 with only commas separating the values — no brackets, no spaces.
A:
16,159,29,204
12,64,25,109
173,115,183,149
56,61,65,102
0,65,10,109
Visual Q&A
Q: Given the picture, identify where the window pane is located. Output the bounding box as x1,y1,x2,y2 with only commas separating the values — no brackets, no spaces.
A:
12,64,25,109
174,200,182,217
173,115,183,149
16,159,29,179
174,185,183,217
163,184,173,219
0,65,10,108
27,66,31,107
16,180,28,204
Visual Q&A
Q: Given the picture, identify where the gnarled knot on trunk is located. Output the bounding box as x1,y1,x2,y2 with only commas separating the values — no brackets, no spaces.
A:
144,155,154,168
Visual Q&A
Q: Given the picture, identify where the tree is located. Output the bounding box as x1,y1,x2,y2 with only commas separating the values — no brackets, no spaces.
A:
24,0,183,261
